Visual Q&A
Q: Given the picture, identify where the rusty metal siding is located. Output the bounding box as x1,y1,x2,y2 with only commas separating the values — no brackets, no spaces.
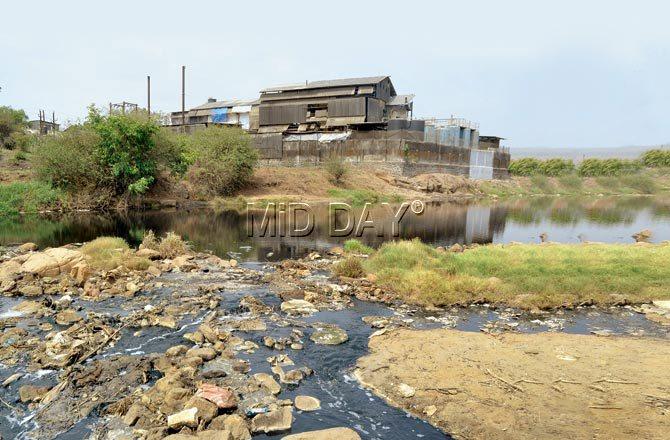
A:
259,104,307,125
327,97,367,117
366,98,385,122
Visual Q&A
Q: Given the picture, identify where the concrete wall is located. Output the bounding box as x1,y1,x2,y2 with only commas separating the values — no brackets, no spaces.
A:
251,134,510,179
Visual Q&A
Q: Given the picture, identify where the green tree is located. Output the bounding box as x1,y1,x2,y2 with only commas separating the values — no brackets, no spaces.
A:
0,106,28,147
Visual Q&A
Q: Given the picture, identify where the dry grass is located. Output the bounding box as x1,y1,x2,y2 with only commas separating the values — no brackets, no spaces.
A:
140,230,189,258
81,237,150,271
364,239,670,309
333,256,366,278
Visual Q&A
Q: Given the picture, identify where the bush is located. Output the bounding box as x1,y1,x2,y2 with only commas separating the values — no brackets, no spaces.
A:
157,232,189,258
186,126,258,196
0,106,28,147
33,125,107,190
539,158,575,176
508,158,543,176
641,149,670,168
578,158,643,177
325,157,348,185
12,150,27,164
33,108,189,196
0,181,63,215
333,257,366,278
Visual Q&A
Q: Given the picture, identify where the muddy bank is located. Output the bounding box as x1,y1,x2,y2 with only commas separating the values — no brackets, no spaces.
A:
355,328,670,439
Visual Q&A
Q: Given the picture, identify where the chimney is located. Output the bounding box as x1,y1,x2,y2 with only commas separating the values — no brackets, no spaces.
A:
208,97,217,103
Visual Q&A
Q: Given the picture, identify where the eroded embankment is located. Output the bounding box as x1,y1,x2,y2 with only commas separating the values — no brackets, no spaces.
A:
355,328,670,440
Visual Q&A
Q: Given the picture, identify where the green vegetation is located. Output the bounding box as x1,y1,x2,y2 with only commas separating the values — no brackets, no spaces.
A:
0,106,28,148
185,126,258,196
343,239,374,255
0,181,64,215
641,149,670,168
333,256,366,278
577,158,643,176
363,239,670,309
509,158,575,176
326,188,402,206
80,236,151,270
325,157,348,185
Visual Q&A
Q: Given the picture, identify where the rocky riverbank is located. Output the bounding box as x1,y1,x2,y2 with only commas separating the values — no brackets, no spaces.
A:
1,238,669,439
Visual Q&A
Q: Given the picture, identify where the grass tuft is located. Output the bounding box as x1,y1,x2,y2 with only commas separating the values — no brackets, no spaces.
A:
81,236,150,271
343,239,374,255
333,256,366,278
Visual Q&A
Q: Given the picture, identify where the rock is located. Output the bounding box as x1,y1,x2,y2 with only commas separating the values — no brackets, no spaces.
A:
201,357,244,378
280,299,318,316
449,243,464,253
424,405,438,416
199,324,219,343
164,435,197,440
229,259,238,267
294,395,320,411
69,261,92,285
196,383,237,409
125,282,140,295
251,406,292,434
19,385,50,403
197,431,233,440
21,248,83,277
19,284,43,296
633,229,652,243
167,407,199,429
652,300,670,310
184,396,219,423
55,309,83,326
166,345,189,357
13,300,46,315
2,373,23,387
210,414,250,440
310,324,348,345
186,347,217,361
136,248,161,260
253,373,281,395
18,243,38,253
147,265,162,277
281,427,361,440
398,383,415,398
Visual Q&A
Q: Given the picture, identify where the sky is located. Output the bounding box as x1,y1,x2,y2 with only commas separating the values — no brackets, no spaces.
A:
1,0,669,148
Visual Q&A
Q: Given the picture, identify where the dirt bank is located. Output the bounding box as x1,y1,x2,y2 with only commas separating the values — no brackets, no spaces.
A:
355,328,670,439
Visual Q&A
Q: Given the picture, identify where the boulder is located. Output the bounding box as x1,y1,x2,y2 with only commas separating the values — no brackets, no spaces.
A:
18,242,39,253
196,431,233,440
280,300,318,316
209,414,250,440
196,383,237,409
186,347,217,361
281,427,361,440
55,309,83,326
21,248,84,277
398,383,415,398
13,300,47,315
136,248,161,260
19,284,43,296
184,396,219,423
19,385,50,403
253,373,281,395
167,407,199,429
70,262,92,285
310,324,348,345
251,407,292,434
294,395,320,411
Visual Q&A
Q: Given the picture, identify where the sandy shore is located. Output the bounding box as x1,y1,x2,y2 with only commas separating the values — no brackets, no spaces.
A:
355,328,670,439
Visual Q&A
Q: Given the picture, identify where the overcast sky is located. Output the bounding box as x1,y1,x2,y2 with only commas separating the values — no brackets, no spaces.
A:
1,0,668,148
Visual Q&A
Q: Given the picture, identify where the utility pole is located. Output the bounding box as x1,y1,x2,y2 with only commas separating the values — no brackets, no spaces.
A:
181,65,186,132
147,75,151,116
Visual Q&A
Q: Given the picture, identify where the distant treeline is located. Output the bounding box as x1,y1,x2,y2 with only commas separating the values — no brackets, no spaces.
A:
509,149,670,177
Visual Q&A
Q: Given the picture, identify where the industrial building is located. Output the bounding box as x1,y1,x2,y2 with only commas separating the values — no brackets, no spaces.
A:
168,75,509,179
170,98,257,130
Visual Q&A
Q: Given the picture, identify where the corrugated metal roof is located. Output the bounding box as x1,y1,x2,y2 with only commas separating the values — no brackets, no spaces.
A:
387,94,415,106
190,98,258,111
260,76,389,93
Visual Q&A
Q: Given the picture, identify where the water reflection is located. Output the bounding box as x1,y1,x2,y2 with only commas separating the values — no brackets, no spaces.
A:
1,196,669,261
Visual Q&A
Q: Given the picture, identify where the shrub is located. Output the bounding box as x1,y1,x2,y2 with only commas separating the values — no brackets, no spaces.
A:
186,126,258,196
539,158,575,176
578,158,643,177
0,181,63,215
343,239,374,255
33,108,189,196
33,125,107,190
641,149,670,168
508,158,543,176
157,232,189,258
333,257,366,278
140,230,159,250
12,150,27,164
325,157,348,185
0,106,28,146
81,236,150,271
